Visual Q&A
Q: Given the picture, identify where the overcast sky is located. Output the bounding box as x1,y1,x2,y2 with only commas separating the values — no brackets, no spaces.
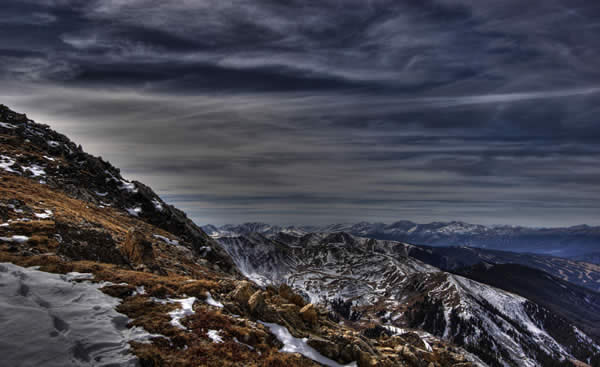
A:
2,0,600,227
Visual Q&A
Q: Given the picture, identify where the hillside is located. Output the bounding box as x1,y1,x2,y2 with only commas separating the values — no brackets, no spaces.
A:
454,263,600,341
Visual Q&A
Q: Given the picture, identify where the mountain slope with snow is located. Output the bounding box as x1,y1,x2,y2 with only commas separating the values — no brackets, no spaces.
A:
215,231,600,367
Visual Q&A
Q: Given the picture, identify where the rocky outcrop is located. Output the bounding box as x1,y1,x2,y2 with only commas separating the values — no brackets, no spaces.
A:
299,303,318,325
121,227,155,265
56,220,127,265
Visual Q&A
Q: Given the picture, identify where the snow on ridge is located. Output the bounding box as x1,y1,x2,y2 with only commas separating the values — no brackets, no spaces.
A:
259,321,357,367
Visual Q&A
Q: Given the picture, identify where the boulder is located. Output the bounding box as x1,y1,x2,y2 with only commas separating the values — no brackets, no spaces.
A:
231,281,255,306
299,303,318,325
121,227,154,265
248,290,266,314
278,283,306,307
307,338,340,360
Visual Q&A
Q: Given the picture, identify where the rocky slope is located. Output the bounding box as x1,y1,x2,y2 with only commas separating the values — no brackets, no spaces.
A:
215,231,600,367
206,223,600,293
0,104,481,367
205,221,600,257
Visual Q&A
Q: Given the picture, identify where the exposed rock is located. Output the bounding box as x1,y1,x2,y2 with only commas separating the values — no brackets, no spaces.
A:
56,220,127,265
307,338,340,360
231,281,255,306
299,303,318,325
398,332,428,351
248,290,266,314
121,227,154,265
279,283,306,307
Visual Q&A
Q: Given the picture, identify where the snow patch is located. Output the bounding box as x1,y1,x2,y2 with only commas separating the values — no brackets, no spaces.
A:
152,199,164,211
22,164,46,177
34,210,53,219
63,272,94,281
133,286,146,296
153,234,179,246
259,321,357,367
154,297,197,330
0,121,17,129
205,292,224,308
119,180,137,193
0,263,154,367
0,235,29,243
126,207,142,217
0,155,18,173
207,329,224,343
234,337,255,350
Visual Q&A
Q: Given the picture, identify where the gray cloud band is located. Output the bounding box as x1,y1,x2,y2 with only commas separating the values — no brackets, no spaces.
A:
1,0,599,226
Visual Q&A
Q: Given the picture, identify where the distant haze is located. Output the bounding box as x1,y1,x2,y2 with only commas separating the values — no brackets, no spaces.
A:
2,0,600,227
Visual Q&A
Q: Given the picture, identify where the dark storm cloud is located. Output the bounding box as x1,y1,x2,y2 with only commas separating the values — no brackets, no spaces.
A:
1,0,600,226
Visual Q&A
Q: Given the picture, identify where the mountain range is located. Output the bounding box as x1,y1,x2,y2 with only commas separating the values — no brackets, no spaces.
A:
214,231,600,367
204,221,600,258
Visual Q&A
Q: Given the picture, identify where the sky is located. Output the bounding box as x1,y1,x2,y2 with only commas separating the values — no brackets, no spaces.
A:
1,0,600,227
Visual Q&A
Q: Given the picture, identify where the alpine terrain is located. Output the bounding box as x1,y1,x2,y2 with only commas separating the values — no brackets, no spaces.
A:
1,103,599,367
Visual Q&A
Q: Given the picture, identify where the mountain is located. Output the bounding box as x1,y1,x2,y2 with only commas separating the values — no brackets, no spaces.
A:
206,222,600,293
205,221,600,257
455,263,600,341
0,104,485,367
400,244,600,293
215,231,600,367
570,252,600,265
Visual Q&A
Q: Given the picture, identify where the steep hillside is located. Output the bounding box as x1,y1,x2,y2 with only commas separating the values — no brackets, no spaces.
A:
455,263,600,341
403,245,600,293
0,104,480,367
216,232,600,367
